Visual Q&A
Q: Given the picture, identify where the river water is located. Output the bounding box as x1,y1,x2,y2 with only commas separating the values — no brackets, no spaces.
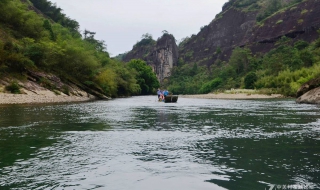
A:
0,96,319,190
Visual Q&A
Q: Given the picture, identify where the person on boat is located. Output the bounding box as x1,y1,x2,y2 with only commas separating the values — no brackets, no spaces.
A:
157,89,164,101
163,90,169,97
157,88,161,99
160,90,165,101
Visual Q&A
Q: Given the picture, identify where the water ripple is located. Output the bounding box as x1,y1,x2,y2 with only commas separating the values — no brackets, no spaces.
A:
0,96,319,189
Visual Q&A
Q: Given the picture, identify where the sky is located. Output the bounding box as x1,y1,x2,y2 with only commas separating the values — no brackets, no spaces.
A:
50,0,229,56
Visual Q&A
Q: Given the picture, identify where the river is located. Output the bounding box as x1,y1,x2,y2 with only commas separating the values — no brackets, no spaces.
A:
0,96,319,190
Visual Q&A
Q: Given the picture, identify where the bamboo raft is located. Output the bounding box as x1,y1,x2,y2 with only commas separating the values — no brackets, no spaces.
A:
164,95,178,103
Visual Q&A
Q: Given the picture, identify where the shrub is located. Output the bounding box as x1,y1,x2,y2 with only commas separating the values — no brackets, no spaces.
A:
276,20,283,24
39,78,56,90
301,9,308,14
199,77,222,94
244,72,257,89
5,81,21,94
61,85,70,95
294,40,309,50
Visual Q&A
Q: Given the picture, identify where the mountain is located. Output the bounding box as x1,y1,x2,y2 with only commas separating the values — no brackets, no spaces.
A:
123,33,179,83
180,0,320,66
0,0,159,100
122,0,320,100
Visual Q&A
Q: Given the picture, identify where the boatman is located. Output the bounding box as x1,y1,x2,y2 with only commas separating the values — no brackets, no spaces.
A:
164,90,169,97
157,88,161,100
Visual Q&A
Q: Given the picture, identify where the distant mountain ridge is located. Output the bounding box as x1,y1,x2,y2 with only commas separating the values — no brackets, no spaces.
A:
182,0,320,65
122,0,320,78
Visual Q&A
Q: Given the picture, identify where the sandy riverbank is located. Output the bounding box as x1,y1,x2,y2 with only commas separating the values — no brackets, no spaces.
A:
0,90,98,105
180,93,284,99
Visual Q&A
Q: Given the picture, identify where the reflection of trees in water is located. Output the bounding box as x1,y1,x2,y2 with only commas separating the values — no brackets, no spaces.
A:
0,104,110,169
0,124,58,169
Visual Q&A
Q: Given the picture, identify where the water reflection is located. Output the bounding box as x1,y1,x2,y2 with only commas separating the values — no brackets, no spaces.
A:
0,97,319,190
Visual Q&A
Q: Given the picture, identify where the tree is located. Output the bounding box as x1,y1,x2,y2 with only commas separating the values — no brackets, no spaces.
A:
83,30,108,53
43,20,55,40
134,34,155,47
84,29,96,39
162,30,168,34
228,47,252,75
141,33,153,40
127,59,159,95
199,77,222,94
244,72,257,89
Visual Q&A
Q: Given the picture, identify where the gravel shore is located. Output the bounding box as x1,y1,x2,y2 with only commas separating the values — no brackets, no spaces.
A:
180,93,284,99
0,90,97,105
0,91,284,105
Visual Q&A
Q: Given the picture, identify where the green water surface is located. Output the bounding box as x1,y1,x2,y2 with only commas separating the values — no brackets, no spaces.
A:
0,96,319,190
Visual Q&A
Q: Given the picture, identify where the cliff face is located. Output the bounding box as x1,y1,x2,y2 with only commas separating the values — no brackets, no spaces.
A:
180,0,320,66
123,34,179,83
179,8,257,65
122,0,320,96
247,0,320,54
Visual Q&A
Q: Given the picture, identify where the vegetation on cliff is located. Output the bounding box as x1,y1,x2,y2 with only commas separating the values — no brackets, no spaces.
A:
0,0,158,97
166,34,320,96
223,0,303,20
163,0,320,97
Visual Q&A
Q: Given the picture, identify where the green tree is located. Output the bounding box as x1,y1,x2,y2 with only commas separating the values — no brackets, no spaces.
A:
43,20,55,40
199,77,222,94
127,59,159,95
244,72,257,89
294,40,309,50
228,47,252,75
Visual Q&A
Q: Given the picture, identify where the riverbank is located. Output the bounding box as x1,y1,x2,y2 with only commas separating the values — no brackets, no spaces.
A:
180,93,284,99
0,74,104,104
0,92,285,105
0,90,97,105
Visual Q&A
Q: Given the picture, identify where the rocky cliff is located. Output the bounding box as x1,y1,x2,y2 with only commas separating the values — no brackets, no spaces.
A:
123,0,320,75
180,0,320,66
121,0,320,101
123,34,179,84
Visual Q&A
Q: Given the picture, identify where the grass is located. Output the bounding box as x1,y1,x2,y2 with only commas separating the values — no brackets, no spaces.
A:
301,9,308,14
223,88,277,95
276,20,283,24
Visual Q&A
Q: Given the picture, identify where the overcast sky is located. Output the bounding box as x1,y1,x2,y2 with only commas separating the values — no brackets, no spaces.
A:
50,0,228,56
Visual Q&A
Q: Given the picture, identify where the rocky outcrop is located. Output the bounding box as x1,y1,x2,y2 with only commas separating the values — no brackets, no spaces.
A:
123,34,179,84
122,0,320,87
149,34,179,83
180,0,320,66
179,8,257,65
296,77,320,104
296,87,320,104
247,0,320,54
296,77,320,98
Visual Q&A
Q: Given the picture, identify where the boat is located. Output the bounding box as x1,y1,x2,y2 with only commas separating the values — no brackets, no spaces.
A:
164,95,178,103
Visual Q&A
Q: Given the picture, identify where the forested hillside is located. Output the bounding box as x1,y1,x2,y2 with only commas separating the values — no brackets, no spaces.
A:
0,0,159,98
164,0,320,96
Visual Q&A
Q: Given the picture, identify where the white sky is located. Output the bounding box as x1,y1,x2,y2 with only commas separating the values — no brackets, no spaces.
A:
50,0,228,56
